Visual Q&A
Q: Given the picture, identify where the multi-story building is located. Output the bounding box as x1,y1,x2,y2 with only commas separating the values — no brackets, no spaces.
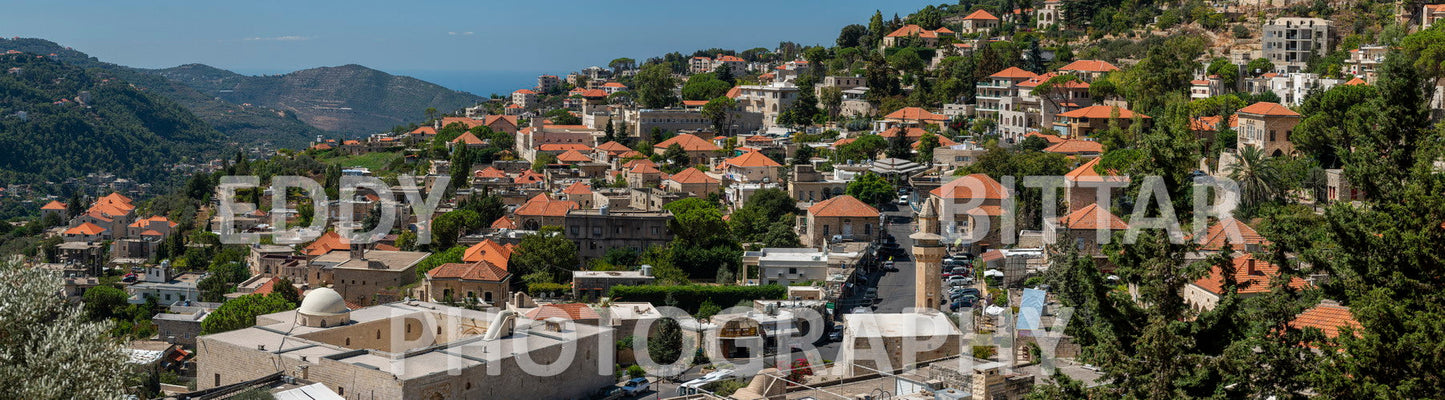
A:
735,82,800,127
563,208,674,260
326,246,429,306
512,89,538,108
959,10,1001,34
1036,0,1064,28
1423,4,1445,29
881,24,957,48
689,56,713,74
1262,17,1333,73
537,74,560,93
721,150,784,184
976,67,1038,141
929,174,1009,253
1236,101,1301,157
1342,45,1388,83
1051,105,1149,138
788,164,848,204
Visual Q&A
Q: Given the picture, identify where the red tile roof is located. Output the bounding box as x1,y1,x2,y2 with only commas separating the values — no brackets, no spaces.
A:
1195,217,1269,250
667,167,719,184
1058,59,1120,72
808,195,880,217
410,126,438,136
596,141,632,154
725,87,742,99
1192,254,1310,295
962,9,1000,20
450,132,485,145
724,151,782,168
1059,203,1128,230
562,181,593,195
514,170,546,185
681,100,708,107
513,89,536,95
988,67,1038,79
629,162,662,174
524,303,600,321
64,222,107,236
461,239,513,269
1289,302,1361,339
1341,77,1368,86
439,117,487,129
880,127,928,139
41,200,66,210
474,167,507,179
427,261,510,282
491,215,518,230
536,143,593,152
1057,105,1149,119
884,107,946,121
556,149,592,163
1043,139,1104,155
654,133,721,152
514,194,579,218
579,89,609,98
1190,115,1239,132
305,231,348,256
1064,158,1125,184
932,174,1009,200
1025,131,1066,144
1237,102,1301,117
885,24,955,38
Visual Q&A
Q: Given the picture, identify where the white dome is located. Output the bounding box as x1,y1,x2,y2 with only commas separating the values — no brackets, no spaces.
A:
299,288,350,316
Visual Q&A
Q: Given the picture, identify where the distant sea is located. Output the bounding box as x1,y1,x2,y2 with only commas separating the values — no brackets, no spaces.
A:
390,69,547,98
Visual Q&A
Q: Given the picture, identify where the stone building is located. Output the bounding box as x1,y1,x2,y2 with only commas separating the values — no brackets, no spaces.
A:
422,261,510,305
1235,101,1301,157
195,296,613,400
563,208,674,260
327,246,428,306
801,195,880,247
835,312,962,377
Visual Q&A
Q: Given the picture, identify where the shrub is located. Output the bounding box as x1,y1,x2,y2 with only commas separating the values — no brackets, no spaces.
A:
608,285,787,314
972,345,997,360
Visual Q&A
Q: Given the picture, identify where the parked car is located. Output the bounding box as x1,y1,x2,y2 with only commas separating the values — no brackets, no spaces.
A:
951,295,978,311
864,287,878,298
946,276,973,286
122,273,137,283
951,287,981,299
950,266,969,275
897,196,909,205
829,326,844,342
622,377,651,395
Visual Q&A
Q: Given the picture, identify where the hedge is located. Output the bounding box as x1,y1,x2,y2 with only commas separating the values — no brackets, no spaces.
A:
608,285,787,314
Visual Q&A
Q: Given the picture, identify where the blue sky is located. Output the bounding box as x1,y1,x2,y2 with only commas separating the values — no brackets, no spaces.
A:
0,1,940,94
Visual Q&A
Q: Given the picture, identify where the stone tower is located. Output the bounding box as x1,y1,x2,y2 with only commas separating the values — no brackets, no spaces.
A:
912,197,946,311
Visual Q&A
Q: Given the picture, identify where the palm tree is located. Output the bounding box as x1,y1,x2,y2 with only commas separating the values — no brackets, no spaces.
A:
1228,146,1281,209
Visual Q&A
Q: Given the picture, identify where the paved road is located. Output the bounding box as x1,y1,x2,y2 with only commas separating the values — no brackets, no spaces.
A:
874,207,917,314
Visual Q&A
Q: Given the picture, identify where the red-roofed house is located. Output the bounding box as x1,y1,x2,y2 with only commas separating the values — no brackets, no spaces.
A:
304,231,349,257
1053,105,1150,138
1063,158,1128,213
929,174,1010,252
721,151,783,183
1051,203,1128,257
423,261,510,304
1042,139,1104,158
804,195,880,246
63,222,108,242
1289,302,1361,341
1236,102,1301,157
449,131,486,149
959,10,1001,33
1194,217,1268,252
514,194,579,230
40,200,67,220
1057,60,1120,81
653,133,721,165
1184,254,1311,311
563,181,595,208
882,24,957,47
977,68,1039,141
664,167,721,197
882,107,947,129
512,89,538,108
491,215,517,230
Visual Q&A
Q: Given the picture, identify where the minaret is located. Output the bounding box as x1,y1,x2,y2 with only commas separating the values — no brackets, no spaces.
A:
912,197,946,311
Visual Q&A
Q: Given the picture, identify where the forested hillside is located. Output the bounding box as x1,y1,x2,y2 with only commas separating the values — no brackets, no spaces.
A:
0,53,223,185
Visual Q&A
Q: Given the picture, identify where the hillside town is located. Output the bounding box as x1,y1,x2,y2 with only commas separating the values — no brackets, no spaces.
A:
7,1,1445,399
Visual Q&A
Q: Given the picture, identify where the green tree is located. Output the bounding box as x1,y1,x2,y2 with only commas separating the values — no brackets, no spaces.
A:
0,260,131,398
681,73,732,101
201,293,296,334
1245,57,1274,76
702,96,736,134
82,285,130,321
634,64,680,109
510,226,580,284
1228,145,1282,211
915,131,941,163
818,86,843,119
846,172,894,207
664,143,690,168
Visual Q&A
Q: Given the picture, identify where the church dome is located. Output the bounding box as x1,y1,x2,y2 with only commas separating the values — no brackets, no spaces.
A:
299,288,350,317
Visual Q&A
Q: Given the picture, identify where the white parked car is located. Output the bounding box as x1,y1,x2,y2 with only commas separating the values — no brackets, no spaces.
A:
946,276,973,286
897,196,909,205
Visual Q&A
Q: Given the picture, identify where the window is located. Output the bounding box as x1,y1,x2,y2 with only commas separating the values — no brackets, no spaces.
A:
864,224,872,235
215,374,220,387
570,226,580,235
1269,130,1276,141
592,227,602,236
